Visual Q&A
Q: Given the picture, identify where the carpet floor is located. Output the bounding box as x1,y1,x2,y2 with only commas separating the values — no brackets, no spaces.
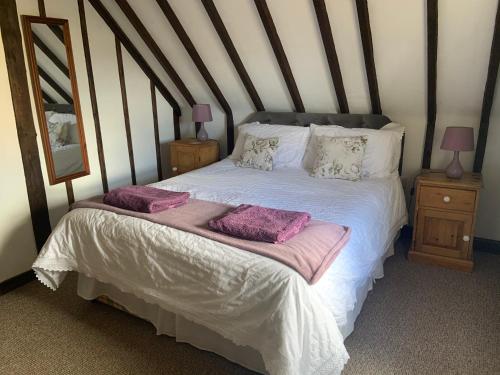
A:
1,240,499,375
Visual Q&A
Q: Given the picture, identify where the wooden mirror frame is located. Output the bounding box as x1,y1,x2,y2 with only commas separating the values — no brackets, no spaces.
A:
21,15,90,185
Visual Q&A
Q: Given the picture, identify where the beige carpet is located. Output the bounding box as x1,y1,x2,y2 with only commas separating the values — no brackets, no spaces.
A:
1,241,499,375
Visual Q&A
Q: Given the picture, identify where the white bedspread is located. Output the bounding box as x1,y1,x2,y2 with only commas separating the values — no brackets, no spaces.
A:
33,159,407,375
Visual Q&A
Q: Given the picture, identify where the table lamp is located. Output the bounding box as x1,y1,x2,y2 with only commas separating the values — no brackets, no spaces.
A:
440,126,474,179
192,104,212,142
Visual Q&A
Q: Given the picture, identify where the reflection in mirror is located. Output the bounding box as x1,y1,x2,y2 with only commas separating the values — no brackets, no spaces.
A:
22,16,89,184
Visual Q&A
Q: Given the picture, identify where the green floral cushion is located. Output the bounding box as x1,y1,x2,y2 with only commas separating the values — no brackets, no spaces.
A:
310,135,368,181
236,134,280,171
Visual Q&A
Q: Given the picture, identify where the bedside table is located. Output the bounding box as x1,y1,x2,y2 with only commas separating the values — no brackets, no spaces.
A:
169,139,219,176
409,169,482,272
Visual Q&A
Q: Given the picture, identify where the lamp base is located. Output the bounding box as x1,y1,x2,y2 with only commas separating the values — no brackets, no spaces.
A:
445,151,464,179
197,122,208,142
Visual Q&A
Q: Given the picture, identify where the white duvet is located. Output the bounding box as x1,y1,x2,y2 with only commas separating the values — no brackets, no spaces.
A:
33,159,407,375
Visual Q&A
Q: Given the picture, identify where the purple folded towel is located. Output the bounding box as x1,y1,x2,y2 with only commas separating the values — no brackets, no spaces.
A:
103,186,189,213
208,204,311,244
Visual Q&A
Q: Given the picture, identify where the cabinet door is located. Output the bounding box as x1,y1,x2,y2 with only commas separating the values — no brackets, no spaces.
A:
197,145,218,168
415,208,473,259
173,146,197,175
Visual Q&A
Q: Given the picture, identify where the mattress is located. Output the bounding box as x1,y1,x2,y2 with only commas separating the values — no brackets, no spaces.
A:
33,159,407,375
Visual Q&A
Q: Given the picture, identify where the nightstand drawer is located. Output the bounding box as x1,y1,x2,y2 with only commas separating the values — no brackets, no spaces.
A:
419,186,476,212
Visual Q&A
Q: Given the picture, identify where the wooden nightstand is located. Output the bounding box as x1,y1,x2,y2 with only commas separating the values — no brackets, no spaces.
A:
409,170,482,272
169,139,219,176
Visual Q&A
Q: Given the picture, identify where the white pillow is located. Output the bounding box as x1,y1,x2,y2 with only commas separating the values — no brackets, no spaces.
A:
303,123,405,178
230,122,309,168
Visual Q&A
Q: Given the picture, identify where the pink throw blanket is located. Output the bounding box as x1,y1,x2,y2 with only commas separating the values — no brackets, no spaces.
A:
208,204,311,243
103,186,189,213
72,197,351,284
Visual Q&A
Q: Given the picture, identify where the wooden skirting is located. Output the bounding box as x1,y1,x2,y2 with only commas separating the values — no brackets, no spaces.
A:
0,270,35,296
474,237,500,254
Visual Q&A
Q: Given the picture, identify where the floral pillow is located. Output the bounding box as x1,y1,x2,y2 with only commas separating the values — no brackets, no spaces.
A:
235,134,280,171
47,122,67,150
310,135,368,181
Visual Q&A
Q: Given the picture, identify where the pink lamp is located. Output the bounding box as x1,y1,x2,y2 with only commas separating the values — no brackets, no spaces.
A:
440,126,474,179
192,104,212,141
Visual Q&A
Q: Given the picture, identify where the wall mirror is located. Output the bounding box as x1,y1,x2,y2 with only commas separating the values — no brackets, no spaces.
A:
22,16,89,185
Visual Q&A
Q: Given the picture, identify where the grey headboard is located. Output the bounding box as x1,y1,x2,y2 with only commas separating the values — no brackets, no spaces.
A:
245,111,391,129
243,111,403,175
43,103,75,114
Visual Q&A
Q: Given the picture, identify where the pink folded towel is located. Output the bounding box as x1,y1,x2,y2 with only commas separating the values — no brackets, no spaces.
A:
103,186,189,213
208,204,311,243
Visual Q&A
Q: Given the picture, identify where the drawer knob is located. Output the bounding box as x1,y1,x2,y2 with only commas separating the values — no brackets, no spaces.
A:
172,166,178,172
463,235,470,242
443,196,451,203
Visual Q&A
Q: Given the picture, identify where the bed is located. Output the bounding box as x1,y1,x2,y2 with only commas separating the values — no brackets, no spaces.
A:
33,112,408,375
44,104,84,177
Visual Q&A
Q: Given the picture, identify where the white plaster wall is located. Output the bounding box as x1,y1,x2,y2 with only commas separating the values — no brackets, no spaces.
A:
2,0,500,282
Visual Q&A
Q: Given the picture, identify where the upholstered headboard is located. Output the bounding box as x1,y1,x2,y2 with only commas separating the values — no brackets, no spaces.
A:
245,111,392,129
43,103,75,114
243,111,403,175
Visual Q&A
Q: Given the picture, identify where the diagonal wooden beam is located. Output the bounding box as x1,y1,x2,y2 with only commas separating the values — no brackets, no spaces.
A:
33,32,69,78
42,89,56,103
1,0,51,251
150,81,163,180
114,0,196,107
202,0,265,112
115,37,137,185
78,0,108,192
254,0,304,112
49,25,65,44
37,65,73,103
156,0,234,152
313,0,349,113
88,0,181,116
355,0,381,115
474,1,500,173
422,0,438,169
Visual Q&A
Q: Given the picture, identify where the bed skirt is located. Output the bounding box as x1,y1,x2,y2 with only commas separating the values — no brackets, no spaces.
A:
77,270,376,375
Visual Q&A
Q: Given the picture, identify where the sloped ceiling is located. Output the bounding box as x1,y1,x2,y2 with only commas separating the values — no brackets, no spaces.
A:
92,0,498,180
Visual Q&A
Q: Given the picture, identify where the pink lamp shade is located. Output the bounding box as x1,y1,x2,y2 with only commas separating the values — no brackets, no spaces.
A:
440,126,474,151
192,104,213,122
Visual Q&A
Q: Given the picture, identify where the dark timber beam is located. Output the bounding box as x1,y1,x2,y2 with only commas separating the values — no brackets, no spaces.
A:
422,0,438,169
0,0,51,251
78,0,108,192
38,0,46,17
88,0,181,116
156,0,234,152
313,0,349,113
42,89,56,103
474,1,500,173
115,37,137,185
33,32,69,78
114,0,196,107
151,81,163,180
254,0,305,112
202,0,265,112
37,65,73,104
65,180,75,205
49,25,65,44
355,0,381,115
